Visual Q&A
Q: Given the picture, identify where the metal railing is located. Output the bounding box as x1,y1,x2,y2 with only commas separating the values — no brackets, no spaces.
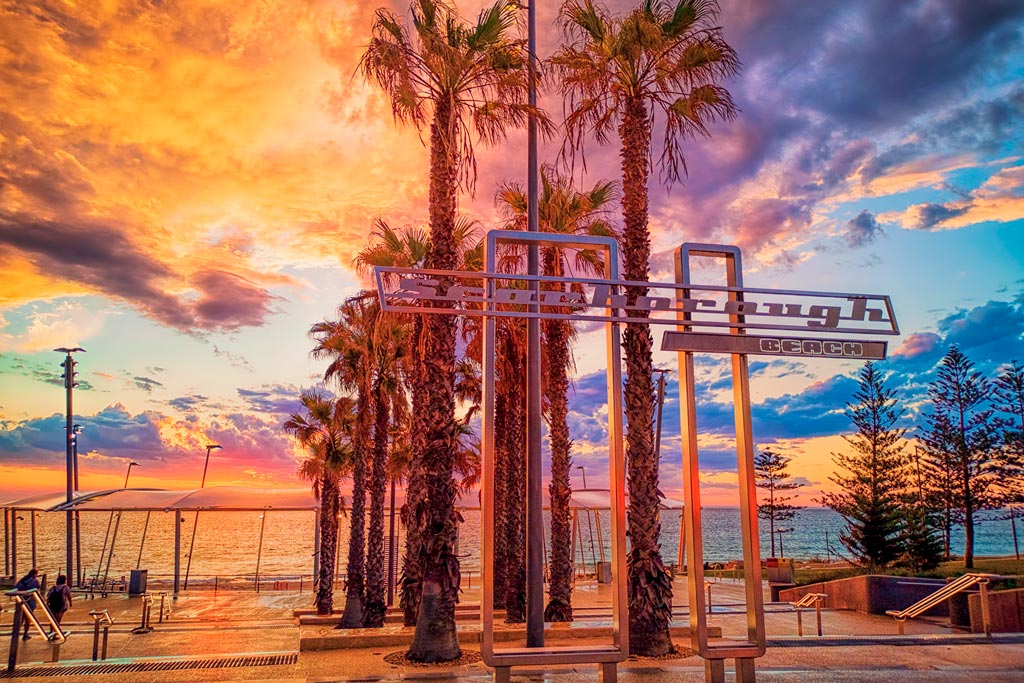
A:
790,593,827,636
88,609,113,661
885,572,999,635
5,588,69,671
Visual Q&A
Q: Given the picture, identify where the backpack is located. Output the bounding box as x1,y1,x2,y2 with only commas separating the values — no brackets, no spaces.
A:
47,586,64,613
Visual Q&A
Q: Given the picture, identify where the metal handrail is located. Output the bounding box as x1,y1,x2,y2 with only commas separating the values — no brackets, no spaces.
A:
790,593,827,636
885,573,1000,634
4,588,68,644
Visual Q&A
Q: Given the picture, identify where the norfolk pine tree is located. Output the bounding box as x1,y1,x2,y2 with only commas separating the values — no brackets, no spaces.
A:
821,362,906,570
921,346,1004,569
754,449,803,558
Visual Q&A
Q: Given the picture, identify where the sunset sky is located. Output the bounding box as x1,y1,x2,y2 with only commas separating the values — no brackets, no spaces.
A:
1,0,1022,506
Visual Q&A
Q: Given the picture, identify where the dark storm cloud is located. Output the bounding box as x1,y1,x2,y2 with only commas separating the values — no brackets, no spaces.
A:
846,210,884,247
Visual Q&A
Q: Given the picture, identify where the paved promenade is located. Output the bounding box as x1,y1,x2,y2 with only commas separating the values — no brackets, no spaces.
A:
3,578,1023,682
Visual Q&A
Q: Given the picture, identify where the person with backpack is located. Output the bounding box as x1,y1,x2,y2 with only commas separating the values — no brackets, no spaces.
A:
47,574,73,632
14,568,40,640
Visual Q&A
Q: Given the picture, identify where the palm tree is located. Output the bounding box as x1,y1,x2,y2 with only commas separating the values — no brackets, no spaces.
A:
362,0,546,654
354,217,478,627
497,167,617,622
364,308,410,627
284,389,356,616
310,297,379,628
552,0,740,655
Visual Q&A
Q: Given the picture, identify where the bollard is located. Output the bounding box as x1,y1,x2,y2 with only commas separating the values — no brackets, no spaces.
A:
815,598,823,637
979,580,992,637
132,595,153,634
89,610,113,661
158,593,168,624
796,606,804,636
705,581,713,614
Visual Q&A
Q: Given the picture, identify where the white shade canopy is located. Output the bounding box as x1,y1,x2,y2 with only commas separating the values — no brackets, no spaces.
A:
0,491,110,511
41,486,319,512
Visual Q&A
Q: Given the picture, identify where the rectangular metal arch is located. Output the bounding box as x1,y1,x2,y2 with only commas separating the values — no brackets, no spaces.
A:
675,243,767,663
480,230,628,670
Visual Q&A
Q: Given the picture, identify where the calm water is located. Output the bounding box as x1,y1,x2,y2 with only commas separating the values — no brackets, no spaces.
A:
4,507,1021,583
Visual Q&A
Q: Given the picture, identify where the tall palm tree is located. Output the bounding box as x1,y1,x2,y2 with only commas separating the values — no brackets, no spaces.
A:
354,217,478,627
362,0,545,655
364,308,410,627
497,167,617,622
552,0,739,655
310,296,379,628
284,389,356,616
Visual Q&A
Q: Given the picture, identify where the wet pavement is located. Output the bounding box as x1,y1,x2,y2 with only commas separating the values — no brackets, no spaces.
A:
2,577,1022,682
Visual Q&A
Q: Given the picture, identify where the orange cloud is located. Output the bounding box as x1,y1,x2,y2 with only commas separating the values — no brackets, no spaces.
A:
0,0,433,332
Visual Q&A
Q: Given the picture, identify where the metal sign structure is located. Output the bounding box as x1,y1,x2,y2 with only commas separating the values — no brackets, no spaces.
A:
479,231,628,683
662,331,888,360
375,231,900,683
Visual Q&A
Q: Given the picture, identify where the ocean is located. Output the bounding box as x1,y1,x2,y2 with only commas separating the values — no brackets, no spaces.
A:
4,507,1020,585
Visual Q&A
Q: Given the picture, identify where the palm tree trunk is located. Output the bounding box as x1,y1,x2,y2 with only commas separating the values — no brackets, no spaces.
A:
401,316,427,626
493,391,510,611
408,98,461,662
503,332,527,623
620,97,673,656
340,387,371,628
543,249,573,622
316,474,340,616
364,382,391,627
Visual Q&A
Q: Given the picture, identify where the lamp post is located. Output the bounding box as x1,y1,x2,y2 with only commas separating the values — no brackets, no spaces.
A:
55,346,85,583
575,466,588,490
124,461,140,489
184,444,221,589
72,425,83,586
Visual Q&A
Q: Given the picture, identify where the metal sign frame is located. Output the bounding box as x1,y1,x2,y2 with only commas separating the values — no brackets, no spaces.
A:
480,231,628,681
676,244,765,682
375,268,899,336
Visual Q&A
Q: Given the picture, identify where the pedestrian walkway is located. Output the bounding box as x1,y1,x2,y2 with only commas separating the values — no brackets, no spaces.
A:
2,577,1021,682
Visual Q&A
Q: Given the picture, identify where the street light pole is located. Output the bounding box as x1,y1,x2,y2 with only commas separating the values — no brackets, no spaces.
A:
72,425,83,586
55,346,85,581
524,0,544,649
102,461,139,586
185,444,221,589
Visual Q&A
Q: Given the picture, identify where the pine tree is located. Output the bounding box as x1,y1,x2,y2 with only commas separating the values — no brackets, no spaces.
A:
754,449,803,558
993,361,1024,503
920,346,1003,569
820,362,907,570
897,447,944,572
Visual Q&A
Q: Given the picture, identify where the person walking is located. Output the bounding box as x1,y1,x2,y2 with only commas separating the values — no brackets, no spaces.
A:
47,574,73,633
14,568,41,640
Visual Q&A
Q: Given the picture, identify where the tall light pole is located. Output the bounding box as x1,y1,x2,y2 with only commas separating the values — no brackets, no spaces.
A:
55,346,84,580
124,461,140,489
72,424,83,586
524,0,544,650
575,465,588,490
185,444,221,589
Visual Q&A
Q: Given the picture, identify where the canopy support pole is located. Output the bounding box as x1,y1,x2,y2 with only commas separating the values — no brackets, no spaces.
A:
312,510,320,586
136,511,151,570
10,511,16,580
173,510,181,596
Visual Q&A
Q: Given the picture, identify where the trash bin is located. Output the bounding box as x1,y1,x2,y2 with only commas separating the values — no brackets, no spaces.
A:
129,569,148,596
596,561,612,584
